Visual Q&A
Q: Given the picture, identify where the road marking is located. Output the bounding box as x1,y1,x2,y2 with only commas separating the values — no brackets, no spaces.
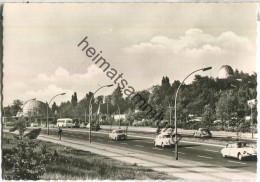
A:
228,160,247,165
197,155,213,159
135,145,144,147
148,141,155,144
186,147,194,148
153,148,162,150
121,143,128,145
204,149,219,153
172,151,186,154
97,139,103,141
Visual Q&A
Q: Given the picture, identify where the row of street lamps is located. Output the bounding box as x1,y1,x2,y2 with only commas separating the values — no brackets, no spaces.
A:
25,66,260,161
18,67,213,161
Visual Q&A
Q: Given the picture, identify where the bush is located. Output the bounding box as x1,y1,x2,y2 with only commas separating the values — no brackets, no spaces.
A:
2,140,51,180
24,128,41,139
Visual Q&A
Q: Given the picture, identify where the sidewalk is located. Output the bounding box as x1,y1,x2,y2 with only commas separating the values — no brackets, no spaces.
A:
38,133,256,180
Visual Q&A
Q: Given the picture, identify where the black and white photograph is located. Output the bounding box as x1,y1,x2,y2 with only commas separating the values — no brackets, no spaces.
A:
0,1,258,181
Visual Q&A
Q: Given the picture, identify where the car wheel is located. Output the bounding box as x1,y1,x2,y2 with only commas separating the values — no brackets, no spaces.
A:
222,153,227,158
161,142,165,148
154,142,156,147
200,134,202,138
193,133,196,137
238,153,243,161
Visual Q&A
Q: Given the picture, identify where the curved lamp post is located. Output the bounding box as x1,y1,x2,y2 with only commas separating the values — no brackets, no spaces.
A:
47,93,66,135
174,67,212,160
89,84,113,143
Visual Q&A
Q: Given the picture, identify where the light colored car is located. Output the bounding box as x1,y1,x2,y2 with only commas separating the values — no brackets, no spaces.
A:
193,128,212,138
30,123,38,127
109,129,127,140
80,123,88,128
154,133,181,148
221,142,257,160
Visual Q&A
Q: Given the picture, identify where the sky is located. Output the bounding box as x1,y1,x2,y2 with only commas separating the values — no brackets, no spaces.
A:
3,3,257,106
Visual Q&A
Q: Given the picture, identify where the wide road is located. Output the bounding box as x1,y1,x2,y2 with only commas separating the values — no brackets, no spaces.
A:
40,128,257,173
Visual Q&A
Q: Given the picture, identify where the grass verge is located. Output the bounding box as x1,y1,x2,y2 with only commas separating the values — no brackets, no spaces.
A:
2,132,177,180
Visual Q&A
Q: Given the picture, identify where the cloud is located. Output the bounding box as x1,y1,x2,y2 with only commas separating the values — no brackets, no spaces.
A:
120,28,256,89
4,64,111,105
26,84,73,104
123,28,253,55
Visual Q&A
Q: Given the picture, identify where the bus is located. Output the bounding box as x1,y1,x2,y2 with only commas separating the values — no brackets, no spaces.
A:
57,118,74,128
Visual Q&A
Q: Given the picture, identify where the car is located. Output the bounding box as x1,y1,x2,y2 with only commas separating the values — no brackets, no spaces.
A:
109,129,127,140
221,141,257,161
154,133,181,148
4,122,15,127
193,128,212,138
30,123,38,127
80,122,88,128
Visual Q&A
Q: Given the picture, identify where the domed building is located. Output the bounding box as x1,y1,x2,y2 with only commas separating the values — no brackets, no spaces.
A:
218,65,234,79
22,100,47,117
16,100,51,127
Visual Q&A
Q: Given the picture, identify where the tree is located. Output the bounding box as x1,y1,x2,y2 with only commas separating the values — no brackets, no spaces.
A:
71,92,78,107
96,95,104,104
10,100,23,116
51,102,58,114
111,85,124,114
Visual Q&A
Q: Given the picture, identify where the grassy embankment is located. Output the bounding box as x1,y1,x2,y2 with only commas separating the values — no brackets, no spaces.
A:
2,132,177,180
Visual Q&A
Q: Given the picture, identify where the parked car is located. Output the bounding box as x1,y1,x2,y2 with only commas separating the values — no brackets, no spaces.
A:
80,122,88,128
30,123,38,127
221,141,257,160
193,128,212,138
4,122,15,127
154,133,181,148
109,129,127,140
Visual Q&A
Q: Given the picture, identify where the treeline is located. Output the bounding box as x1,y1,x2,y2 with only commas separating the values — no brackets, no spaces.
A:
4,69,257,131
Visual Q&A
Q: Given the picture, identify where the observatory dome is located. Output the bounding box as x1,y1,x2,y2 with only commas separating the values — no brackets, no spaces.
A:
22,100,47,117
218,65,234,79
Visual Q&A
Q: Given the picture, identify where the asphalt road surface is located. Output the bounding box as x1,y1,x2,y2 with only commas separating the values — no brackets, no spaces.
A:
40,128,257,173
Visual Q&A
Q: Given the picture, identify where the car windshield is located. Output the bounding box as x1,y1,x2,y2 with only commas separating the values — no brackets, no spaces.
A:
163,135,171,138
237,143,247,148
202,130,210,135
116,130,123,133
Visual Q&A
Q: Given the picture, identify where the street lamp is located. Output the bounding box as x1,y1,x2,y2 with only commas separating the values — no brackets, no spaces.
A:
47,93,66,135
174,67,212,160
89,84,113,143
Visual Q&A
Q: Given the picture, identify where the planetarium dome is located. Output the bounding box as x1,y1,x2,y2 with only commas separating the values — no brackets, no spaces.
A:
22,100,47,117
218,65,234,79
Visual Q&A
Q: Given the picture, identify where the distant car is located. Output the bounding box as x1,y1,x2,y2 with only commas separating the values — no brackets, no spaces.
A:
30,123,38,127
80,123,88,128
86,123,90,128
4,122,15,127
221,142,257,160
109,129,127,140
154,133,181,148
193,128,212,138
